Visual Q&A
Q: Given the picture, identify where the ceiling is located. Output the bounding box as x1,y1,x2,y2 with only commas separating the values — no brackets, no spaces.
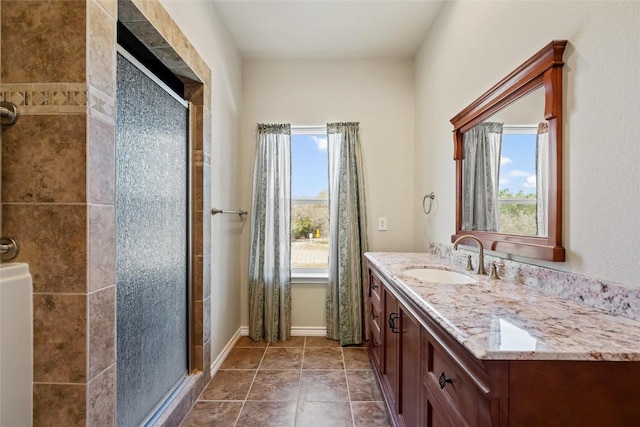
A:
211,1,445,59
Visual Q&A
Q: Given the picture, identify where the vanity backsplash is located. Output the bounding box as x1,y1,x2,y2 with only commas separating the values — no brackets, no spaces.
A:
430,242,640,322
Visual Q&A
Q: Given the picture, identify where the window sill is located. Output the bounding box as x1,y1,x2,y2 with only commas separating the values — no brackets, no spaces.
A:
291,272,328,285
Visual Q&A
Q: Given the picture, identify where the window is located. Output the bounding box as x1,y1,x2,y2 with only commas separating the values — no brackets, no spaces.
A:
290,127,329,279
498,126,537,236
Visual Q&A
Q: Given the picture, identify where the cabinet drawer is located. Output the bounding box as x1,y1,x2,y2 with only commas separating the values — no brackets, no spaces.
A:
370,301,383,334
370,273,383,307
424,341,489,427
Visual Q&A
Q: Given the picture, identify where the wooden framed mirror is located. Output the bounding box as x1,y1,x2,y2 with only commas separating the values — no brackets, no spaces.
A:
451,40,567,261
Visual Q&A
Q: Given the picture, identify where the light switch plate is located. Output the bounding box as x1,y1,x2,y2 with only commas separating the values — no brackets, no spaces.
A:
378,217,388,231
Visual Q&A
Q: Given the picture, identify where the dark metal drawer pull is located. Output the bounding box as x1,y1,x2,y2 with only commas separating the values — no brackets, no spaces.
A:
388,313,400,333
369,282,378,297
439,372,453,389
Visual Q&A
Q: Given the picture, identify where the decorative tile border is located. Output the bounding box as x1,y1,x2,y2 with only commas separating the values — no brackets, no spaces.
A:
193,151,211,166
0,83,87,114
430,242,640,321
0,83,116,125
88,85,115,125
193,150,203,164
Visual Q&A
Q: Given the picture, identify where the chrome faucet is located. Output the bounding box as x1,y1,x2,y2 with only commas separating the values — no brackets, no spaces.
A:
453,235,486,275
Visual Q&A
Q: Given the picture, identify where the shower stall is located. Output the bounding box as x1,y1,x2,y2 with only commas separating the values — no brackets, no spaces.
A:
115,49,191,426
1,1,210,423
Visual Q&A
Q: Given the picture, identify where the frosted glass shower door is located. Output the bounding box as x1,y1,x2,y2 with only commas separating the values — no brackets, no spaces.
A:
115,52,189,427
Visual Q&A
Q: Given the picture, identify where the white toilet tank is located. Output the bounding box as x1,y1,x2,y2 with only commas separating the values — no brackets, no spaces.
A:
0,263,33,427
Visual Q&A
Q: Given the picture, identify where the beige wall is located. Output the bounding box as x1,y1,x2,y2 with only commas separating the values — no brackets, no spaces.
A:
291,284,327,329
414,1,640,286
240,59,416,327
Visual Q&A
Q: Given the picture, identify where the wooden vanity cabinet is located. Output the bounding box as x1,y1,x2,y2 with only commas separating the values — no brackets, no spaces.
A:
367,261,640,427
368,263,503,427
373,273,422,427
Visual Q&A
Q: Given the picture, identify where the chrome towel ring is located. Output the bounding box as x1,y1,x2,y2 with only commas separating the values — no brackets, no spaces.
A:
423,192,435,215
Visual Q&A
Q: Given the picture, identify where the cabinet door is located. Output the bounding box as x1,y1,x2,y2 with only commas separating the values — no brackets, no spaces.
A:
399,305,421,427
425,401,452,427
423,382,470,427
368,270,384,373
383,287,399,405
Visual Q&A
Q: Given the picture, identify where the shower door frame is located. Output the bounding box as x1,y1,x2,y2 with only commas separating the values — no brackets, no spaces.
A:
115,45,194,427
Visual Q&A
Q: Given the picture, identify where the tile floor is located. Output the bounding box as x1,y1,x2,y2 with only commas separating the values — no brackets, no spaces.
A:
180,336,391,426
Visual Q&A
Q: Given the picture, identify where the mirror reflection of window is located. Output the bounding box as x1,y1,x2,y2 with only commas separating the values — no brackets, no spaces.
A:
499,126,538,236
461,86,549,238
451,41,566,262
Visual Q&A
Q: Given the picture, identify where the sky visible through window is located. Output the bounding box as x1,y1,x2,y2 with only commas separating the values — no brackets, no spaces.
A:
500,133,537,195
291,132,329,272
291,133,328,198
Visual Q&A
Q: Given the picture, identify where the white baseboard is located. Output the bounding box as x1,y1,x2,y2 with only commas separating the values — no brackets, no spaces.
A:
209,328,242,377
290,326,326,336
239,326,327,337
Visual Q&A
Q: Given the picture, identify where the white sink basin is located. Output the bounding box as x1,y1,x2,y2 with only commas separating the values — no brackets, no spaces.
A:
403,268,477,285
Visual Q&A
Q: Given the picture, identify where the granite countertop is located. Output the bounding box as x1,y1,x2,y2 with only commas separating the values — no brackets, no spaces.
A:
365,252,640,362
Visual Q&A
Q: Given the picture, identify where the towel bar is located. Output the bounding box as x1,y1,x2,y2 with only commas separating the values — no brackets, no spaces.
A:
211,208,247,217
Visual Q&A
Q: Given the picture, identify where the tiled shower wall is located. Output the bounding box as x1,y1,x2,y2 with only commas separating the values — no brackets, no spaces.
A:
0,0,212,425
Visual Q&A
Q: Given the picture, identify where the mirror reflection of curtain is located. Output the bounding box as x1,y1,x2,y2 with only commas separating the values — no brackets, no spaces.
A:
536,122,549,237
326,122,369,346
462,122,503,232
248,123,292,343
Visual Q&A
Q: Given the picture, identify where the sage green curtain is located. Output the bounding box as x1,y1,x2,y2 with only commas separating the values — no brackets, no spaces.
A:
248,123,291,343
326,122,369,346
536,122,549,237
462,122,503,232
